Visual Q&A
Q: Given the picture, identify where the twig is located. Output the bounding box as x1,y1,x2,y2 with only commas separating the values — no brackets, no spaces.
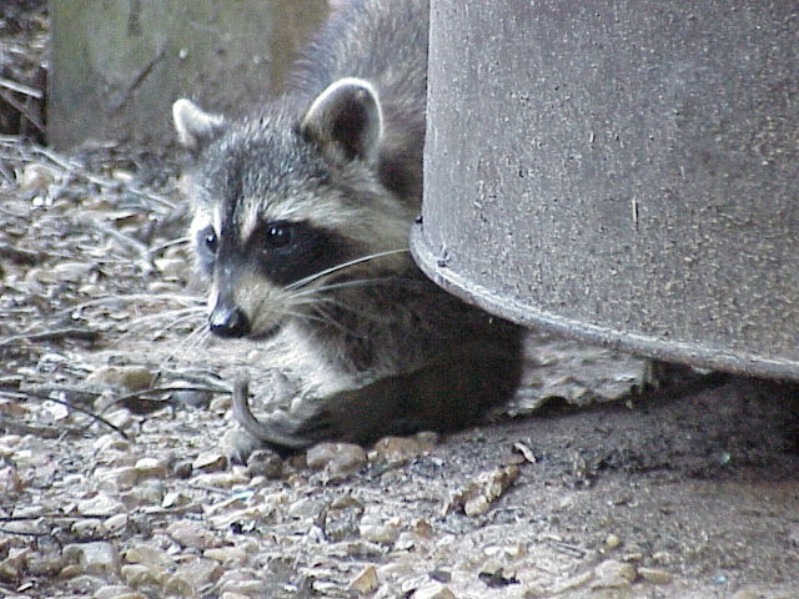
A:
101,383,228,414
0,89,45,134
0,76,43,99
0,390,129,440
76,214,151,258
30,145,176,212
0,327,100,348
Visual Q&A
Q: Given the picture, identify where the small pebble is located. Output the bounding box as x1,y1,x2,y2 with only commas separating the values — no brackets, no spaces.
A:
93,584,147,599
101,514,128,535
95,466,138,493
651,550,674,565
192,450,228,473
120,479,165,507
63,542,119,576
321,496,364,541
348,565,380,594
411,582,457,599
246,449,284,479
306,442,367,475
637,566,672,584
77,493,126,517
87,366,154,393
18,163,57,192
119,564,166,587
605,533,622,549
359,508,401,545
161,490,193,509
167,520,222,549
204,547,249,567
93,434,132,454
171,460,194,479
592,560,636,590
124,544,176,569
191,471,248,489
134,457,169,480
71,519,103,540
167,557,223,594
369,434,436,464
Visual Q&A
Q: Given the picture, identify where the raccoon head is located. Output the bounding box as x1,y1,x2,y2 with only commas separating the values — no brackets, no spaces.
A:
173,79,414,340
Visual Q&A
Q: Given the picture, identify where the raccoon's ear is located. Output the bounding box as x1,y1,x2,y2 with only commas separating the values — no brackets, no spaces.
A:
301,77,383,162
172,98,227,152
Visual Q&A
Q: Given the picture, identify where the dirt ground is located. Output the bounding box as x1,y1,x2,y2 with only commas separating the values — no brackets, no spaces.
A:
1,4,798,599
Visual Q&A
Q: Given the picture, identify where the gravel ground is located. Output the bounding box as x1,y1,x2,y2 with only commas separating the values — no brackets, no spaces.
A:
1,4,798,599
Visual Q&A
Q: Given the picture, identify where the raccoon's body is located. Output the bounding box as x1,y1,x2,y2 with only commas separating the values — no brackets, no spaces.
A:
173,0,524,453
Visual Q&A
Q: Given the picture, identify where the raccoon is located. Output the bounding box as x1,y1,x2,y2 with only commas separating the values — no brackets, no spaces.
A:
172,0,524,454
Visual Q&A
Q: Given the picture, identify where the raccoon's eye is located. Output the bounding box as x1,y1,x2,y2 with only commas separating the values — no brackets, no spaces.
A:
201,227,219,255
263,222,293,249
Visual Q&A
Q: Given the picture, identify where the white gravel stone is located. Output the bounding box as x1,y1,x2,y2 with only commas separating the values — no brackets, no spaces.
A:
192,450,228,473
134,457,169,479
192,471,249,489
348,565,380,594
71,519,103,540
120,563,166,587
103,513,129,534
167,519,223,549
592,559,636,589
167,557,223,594
359,509,401,545
203,546,250,567
411,582,457,599
124,544,176,569
93,584,148,599
288,497,327,520
77,492,126,516
637,566,672,584
95,466,139,492
93,434,132,454
63,542,119,576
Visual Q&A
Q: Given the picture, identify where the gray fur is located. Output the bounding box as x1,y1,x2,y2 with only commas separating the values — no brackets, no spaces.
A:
174,0,524,454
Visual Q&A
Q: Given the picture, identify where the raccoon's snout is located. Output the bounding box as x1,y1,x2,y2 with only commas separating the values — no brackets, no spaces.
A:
209,303,251,338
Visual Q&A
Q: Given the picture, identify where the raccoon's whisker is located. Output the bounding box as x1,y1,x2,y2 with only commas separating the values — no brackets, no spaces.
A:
163,324,211,364
288,294,360,333
287,248,409,291
291,277,398,297
304,296,387,324
183,325,211,350
309,304,361,336
113,307,206,345
151,310,208,340
122,307,206,334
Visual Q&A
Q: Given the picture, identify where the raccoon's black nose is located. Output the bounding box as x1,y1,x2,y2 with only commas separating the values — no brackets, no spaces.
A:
209,305,251,338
